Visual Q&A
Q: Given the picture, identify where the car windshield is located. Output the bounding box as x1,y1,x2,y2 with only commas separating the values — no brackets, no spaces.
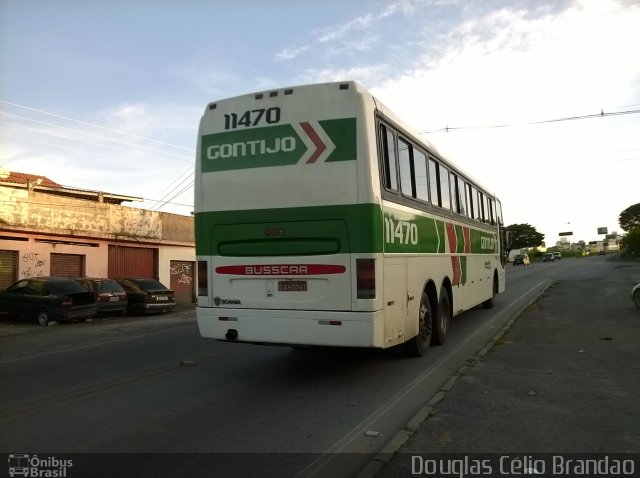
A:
96,280,124,293
47,280,87,294
134,280,167,290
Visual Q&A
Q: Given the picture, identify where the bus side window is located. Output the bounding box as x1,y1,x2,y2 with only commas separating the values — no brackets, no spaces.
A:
457,176,468,217
451,173,467,216
380,125,398,191
488,198,496,225
439,164,451,211
428,158,440,206
481,192,489,223
496,199,504,225
470,185,481,221
398,137,414,197
414,149,428,202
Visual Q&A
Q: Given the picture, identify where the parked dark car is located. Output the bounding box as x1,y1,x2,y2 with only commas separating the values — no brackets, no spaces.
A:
76,278,128,316
0,276,97,326
116,278,176,315
542,253,556,262
552,252,562,260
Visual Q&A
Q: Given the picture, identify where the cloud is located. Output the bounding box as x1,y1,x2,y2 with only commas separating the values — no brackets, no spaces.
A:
365,0,640,242
276,0,427,63
275,45,310,61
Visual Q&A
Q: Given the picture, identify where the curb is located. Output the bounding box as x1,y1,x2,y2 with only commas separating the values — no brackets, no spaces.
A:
356,282,553,478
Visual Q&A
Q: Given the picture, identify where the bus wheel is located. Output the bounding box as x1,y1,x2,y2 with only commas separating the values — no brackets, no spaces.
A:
432,287,451,345
483,276,498,309
404,292,432,357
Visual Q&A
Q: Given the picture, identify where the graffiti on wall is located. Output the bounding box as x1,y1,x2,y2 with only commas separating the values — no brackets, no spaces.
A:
170,262,192,285
21,252,46,278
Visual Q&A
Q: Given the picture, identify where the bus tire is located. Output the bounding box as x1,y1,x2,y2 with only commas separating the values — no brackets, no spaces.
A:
404,291,432,357
432,287,451,345
483,276,498,309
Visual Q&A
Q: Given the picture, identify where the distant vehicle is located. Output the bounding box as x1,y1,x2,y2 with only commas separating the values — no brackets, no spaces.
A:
598,251,606,256
76,278,128,316
116,278,176,315
552,252,562,260
513,254,530,266
543,253,556,262
0,277,97,326
633,283,640,310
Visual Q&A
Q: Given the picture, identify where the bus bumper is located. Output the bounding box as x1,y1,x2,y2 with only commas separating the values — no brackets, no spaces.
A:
196,307,387,348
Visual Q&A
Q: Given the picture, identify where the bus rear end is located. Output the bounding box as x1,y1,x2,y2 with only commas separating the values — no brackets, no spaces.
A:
194,82,384,348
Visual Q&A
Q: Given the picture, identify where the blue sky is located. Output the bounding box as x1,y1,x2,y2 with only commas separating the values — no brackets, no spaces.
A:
1,0,639,246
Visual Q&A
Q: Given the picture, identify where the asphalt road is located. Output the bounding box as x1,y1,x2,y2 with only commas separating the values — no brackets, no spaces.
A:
1,256,634,477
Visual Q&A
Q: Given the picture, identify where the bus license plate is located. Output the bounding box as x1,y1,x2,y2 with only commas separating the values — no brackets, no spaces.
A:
278,281,307,292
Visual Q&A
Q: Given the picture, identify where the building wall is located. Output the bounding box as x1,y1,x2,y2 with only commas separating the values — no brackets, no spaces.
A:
0,183,196,302
0,188,165,240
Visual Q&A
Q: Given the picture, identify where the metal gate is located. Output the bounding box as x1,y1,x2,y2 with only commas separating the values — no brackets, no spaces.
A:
108,245,157,279
50,253,84,277
170,260,195,304
0,250,18,290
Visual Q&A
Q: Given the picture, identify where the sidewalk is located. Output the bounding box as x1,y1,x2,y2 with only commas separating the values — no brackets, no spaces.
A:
369,262,640,477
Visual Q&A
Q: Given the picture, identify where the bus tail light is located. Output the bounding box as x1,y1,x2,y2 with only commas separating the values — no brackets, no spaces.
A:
198,260,208,296
356,259,376,299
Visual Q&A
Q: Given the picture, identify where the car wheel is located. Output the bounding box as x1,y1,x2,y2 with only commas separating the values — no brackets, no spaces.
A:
404,291,432,357
432,287,451,345
633,285,640,310
35,309,50,326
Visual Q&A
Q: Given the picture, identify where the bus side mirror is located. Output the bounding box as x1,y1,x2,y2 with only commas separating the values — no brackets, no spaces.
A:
505,230,512,247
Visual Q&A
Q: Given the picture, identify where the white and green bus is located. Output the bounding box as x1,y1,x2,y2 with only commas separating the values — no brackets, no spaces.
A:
195,81,506,356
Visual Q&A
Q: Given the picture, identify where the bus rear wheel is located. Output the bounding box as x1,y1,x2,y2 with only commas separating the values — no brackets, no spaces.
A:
404,292,432,357
432,287,451,345
483,276,498,309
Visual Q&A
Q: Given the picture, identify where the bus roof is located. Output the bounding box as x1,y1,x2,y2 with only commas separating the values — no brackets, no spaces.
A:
202,80,499,199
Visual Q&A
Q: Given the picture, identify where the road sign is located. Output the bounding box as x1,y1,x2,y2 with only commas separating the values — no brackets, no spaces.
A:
559,231,573,236
597,227,608,235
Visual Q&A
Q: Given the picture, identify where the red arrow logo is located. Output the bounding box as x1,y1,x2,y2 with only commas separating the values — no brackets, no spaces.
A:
300,122,327,164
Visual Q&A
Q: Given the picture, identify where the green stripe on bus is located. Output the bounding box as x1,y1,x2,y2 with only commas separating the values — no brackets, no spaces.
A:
195,203,499,256
195,204,382,256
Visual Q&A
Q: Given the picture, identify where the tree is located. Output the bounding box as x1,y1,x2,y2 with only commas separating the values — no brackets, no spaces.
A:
619,203,640,232
620,228,640,257
505,223,545,254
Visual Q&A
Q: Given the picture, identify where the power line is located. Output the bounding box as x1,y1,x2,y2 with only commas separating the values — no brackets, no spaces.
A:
0,119,187,163
0,100,195,152
420,108,640,134
0,111,193,160
0,100,196,207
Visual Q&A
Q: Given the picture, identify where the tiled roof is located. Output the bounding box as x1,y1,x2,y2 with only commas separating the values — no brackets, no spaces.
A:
0,171,62,188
